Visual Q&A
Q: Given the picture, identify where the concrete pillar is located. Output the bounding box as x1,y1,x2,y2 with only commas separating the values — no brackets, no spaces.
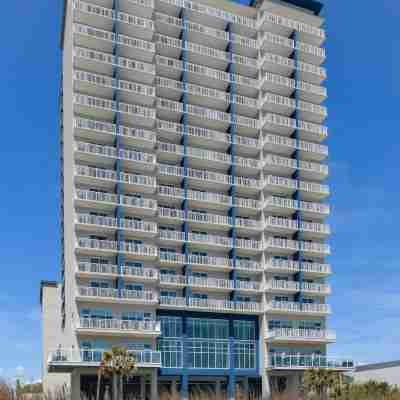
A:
286,373,301,398
140,376,146,400
181,374,189,400
228,375,236,400
261,374,272,400
151,369,158,400
242,377,249,400
215,380,222,400
171,379,177,396
70,370,81,400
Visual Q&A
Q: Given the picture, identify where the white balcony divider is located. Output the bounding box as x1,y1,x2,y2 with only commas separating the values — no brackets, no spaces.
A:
77,318,160,333
74,47,156,76
258,11,326,41
73,23,155,53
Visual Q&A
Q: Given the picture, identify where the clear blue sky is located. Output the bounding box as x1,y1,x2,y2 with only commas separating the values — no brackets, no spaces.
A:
0,0,399,382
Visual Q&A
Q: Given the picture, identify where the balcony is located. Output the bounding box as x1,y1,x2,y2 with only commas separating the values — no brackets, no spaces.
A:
263,134,328,162
265,175,330,201
258,31,325,66
301,282,331,296
155,55,258,98
77,262,158,282
187,254,234,272
73,23,155,62
266,328,336,344
75,213,158,238
265,279,300,294
158,251,186,266
158,164,261,194
76,286,158,305
264,196,330,219
75,141,156,172
73,93,156,128
265,301,331,316
75,189,157,217
76,237,158,259
75,165,156,194
73,47,155,85
264,216,330,239
260,93,327,125
76,318,161,337
262,113,328,143
266,354,354,371
265,237,330,257
260,72,327,104
160,275,234,292
156,0,257,37
159,295,187,308
74,117,156,150
157,119,260,155
259,52,326,85
48,348,161,371
73,69,155,106
265,258,331,277
73,0,154,40
187,298,262,315
258,11,326,47
235,259,263,274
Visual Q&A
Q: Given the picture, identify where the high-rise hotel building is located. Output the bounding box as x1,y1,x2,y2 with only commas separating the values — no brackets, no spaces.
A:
41,0,354,398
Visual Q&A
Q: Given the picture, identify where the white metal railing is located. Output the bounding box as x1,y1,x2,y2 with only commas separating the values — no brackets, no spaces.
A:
187,232,232,247
78,262,118,275
77,318,160,333
73,47,155,76
266,301,331,314
267,354,354,370
74,117,156,143
258,11,326,41
121,266,158,279
264,154,328,175
265,216,330,235
301,282,331,294
266,279,300,291
160,274,187,285
188,298,261,313
77,286,119,298
266,328,335,342
235,280,261,291
187,254,234,269
265,258,331,275
264,196,330,216
159,296,186,307
159,251,186,264
236,259,263,272
120,289,157,302
48,348,161,366
263,133,328,157
159,230,186,242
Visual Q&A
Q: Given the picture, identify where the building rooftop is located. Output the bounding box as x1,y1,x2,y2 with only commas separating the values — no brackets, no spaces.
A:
40,280,58,306
355,360,400,372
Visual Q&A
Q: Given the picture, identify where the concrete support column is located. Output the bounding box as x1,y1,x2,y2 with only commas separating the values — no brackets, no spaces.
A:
151,369,158,400
261,374,272,400
70,370,81,400
140,376,146,400
228,375,236,400
181,374,189,400
242,377,249,400
215,380,221,400
171,379,177,396
286,373,301,398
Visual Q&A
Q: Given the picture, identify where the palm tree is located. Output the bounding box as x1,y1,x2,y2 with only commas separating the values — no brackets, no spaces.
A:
303,369,345,400
96,346,137,400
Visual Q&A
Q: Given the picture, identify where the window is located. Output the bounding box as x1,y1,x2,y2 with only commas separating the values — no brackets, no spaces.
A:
274,296,289,302
303,298,315,304
160,269,176,275
158,339,183,368
192,293,208,300
160,316,182,338
234,341,256,369
234,320,256,340
191,251,207,257
187,340,229,369
160,290,177,298
90,281,110,288
90,257,109,264
125,261,143,268
125,284,143,291
187,318,228,339
192,272,208,279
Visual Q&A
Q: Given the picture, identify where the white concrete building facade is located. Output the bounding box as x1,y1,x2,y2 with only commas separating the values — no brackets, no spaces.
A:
41,0,354,398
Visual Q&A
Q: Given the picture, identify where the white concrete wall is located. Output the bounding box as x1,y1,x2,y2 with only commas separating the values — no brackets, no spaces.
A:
353,364,400,386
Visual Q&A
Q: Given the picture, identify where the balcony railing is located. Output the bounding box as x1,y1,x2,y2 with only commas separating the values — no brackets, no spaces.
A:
77,237,158,257
48,348,161,367
267,354,354,370
159,296,187,307
187,254,234,269
73,47,155,76
264,154,328,176
77,262,158,280
265,279,300,291
74,117,156,144
76,189,157,212
188,298,262,314
265,175,330,197
258,11,326,42
266,301,331,315
265,216,330,235
120,289,157,302
78,262,118,275
265,258,331,275
264,196,330,216
265,237,330,255
266,328,336,342
77,318,161,334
